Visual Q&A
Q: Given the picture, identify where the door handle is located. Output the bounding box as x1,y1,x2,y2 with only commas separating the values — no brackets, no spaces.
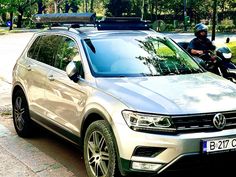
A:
48,75,54,81
27,65,31,71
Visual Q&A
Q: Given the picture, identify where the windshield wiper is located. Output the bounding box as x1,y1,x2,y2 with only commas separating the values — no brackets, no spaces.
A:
140,73,161,76
161,70,178,75
179,68,203,74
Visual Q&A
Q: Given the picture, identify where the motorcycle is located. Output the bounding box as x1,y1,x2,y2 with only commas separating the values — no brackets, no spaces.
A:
178,41,236,83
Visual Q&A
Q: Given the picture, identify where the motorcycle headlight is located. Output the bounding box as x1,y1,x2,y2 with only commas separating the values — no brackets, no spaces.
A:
223,53,232,60
122,110,176,133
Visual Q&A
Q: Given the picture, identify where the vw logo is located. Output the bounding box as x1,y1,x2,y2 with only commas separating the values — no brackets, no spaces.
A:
213,113,226,130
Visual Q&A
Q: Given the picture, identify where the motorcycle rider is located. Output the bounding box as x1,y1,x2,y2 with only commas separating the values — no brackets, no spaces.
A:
187,23,230,77
187,23,216,57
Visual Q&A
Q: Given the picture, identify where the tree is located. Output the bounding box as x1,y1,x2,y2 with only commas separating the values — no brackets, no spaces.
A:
17,0,39,28
0,0,18,30
0,0,235,31
71,0,79,12
53,0,65,13
106,0,131,17
212,0,217,41
37,0,46,14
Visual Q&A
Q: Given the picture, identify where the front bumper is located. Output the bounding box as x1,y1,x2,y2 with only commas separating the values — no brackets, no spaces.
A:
113,122,236,175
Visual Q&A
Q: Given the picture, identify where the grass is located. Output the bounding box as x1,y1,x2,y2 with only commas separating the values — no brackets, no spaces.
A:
0,106,12,116
0,111,12,116
226,41,236,63
0,29,6,35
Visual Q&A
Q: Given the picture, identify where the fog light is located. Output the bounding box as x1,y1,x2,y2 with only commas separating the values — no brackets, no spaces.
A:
132,162,163,171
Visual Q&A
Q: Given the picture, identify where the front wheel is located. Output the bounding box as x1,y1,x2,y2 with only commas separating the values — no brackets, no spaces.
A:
84,120,117,177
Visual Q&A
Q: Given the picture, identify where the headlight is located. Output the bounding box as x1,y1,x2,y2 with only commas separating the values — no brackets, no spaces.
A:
122,110,176,132
222,53,232,59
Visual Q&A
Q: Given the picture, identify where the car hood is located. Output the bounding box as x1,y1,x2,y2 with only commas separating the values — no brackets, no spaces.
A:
96,73,236,115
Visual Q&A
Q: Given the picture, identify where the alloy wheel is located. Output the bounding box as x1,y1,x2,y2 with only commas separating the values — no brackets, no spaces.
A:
87,131,109,177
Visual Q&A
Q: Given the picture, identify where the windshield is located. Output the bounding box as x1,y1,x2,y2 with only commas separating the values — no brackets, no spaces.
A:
83,36,203,77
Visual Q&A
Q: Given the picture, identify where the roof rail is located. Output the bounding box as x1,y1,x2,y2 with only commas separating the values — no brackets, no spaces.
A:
50,26,79,34
97,17,150,30
32,13,96,25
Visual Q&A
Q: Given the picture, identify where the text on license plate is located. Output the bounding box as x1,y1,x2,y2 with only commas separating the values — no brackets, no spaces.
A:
203,137,236,153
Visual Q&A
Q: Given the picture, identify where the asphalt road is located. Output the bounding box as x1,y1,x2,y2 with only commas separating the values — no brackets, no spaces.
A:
0,31,34,83
0,30,236,177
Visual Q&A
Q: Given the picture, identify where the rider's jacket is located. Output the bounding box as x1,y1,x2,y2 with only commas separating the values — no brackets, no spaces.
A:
187,37,216,56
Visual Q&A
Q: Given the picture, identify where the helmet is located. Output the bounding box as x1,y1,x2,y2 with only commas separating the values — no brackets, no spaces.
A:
194,23,208,37
216,46,232,61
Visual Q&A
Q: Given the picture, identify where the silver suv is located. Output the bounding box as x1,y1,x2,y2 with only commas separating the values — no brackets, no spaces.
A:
12,13,236,177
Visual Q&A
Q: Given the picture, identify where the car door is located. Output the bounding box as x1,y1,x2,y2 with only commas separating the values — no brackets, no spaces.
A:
44,35,87,136
25,35,58,118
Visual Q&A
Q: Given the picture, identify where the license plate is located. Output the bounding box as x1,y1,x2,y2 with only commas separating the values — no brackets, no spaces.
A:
202,137,236,153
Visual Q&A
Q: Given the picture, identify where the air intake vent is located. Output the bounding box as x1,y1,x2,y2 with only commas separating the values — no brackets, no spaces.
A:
133,147,166,157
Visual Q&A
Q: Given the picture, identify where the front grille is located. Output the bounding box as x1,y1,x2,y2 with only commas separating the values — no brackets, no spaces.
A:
171,111,236,133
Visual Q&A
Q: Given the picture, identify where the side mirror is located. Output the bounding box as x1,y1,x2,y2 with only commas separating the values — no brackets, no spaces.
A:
66,61,79,82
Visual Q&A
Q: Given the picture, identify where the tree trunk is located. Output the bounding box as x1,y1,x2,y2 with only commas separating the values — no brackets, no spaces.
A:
9,12,13,31
142,0,148,19
71,0,78,13
1,13,6,24
65,0,70,12
37,0,44,14
150,0,154,21
155,0,158,21
212,0,217,41
141,0,144,19
36,0,45,28
17,14,23,28
54,1,58,13
90,0,94,12
17,8,23,28
85,0,88,12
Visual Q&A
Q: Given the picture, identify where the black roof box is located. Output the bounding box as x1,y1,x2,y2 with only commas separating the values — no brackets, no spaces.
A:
32,13,96,24
97,17,150,30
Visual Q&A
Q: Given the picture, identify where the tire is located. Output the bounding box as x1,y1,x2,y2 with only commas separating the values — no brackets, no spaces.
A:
84,120,117,177
12,89,33,137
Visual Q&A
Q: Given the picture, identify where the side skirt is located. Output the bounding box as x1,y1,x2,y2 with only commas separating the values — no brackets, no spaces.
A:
30,111,83,149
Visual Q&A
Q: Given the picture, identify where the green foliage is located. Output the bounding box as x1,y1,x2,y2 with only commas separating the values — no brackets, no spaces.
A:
152,20,166,32
105,0,131,17
0,0,235,31
218,19,235,32
227,41,236,63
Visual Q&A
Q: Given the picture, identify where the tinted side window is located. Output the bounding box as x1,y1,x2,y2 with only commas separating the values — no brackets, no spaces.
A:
55,37,81,71
37,35,62,66
27,36,41,59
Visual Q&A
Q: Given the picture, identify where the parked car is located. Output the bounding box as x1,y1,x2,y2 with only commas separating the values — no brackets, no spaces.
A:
12,13,236,177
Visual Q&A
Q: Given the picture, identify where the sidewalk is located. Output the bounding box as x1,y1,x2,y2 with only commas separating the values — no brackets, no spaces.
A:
0,122,76,177
0,78,11,113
